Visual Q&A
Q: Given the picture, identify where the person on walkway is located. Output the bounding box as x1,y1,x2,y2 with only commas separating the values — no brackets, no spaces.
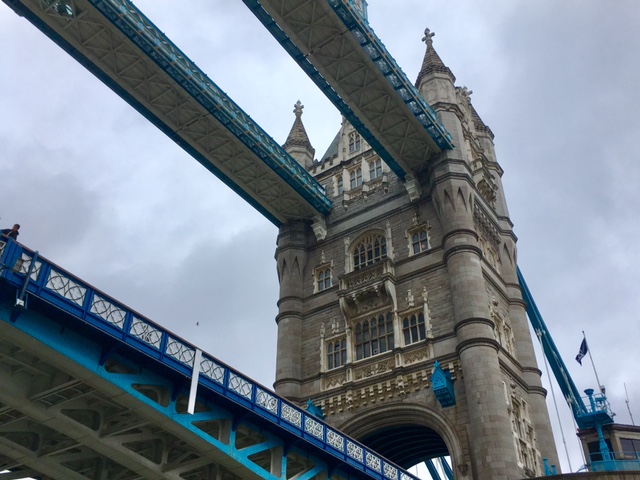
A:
1,224,20,241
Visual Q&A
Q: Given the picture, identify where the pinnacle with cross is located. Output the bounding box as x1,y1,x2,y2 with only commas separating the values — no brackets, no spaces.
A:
422,28,435,47
293,100,304,118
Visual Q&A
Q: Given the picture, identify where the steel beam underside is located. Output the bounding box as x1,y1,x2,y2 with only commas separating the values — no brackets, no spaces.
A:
0,306,316,480
0,240,419,480
3,0,331,226
245,0,454,179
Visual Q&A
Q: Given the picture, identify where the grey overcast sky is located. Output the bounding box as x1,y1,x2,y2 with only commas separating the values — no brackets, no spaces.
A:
1,1,639,473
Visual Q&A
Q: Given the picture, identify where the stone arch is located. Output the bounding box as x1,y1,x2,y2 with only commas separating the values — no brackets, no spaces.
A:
337,402,466,475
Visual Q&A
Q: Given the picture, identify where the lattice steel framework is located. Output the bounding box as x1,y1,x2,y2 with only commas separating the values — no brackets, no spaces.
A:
244,0,454,180
0,238,421,480
3,0,332,226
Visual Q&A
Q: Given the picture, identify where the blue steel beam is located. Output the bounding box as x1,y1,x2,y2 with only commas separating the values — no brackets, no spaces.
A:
518,267,615,433
244,0,454,180
0,237,420,480
3,0,331,225
517,267,587,421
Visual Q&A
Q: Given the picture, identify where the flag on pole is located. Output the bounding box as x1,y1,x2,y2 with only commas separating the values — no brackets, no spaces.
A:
575,338,588,365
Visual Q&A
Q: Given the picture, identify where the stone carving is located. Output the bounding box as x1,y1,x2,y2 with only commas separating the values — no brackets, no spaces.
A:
406,289,415,308
354,360,394,380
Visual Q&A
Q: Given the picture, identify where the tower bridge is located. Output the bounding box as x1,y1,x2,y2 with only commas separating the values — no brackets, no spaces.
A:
3,1,634,479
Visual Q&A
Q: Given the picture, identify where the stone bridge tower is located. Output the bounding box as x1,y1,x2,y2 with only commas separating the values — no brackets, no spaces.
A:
274,30,559,480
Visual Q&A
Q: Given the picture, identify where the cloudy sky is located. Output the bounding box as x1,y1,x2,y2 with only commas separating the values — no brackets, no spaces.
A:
1,0,639,473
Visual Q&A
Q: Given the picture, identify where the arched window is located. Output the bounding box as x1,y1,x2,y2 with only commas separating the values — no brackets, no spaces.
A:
369,158,382,180
355,313,394,360
349,167,363,189
402,312,426,345
327,338,347,369
352,233,387,270
411,228,429,254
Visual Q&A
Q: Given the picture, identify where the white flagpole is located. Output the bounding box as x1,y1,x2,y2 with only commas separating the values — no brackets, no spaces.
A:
582,331,604,395
625,383,636,426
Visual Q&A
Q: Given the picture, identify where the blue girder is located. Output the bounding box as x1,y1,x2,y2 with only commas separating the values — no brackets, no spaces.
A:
244,0,454,181
4,0,331,225
517,267,614,430
0,238,419,480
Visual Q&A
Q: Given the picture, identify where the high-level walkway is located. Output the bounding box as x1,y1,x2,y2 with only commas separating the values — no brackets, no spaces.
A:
3,0,332,227
244,0,454,180
0,238,419,480
4,0,453,225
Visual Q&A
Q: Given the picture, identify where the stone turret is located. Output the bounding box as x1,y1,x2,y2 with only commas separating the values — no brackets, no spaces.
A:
283,100,315,169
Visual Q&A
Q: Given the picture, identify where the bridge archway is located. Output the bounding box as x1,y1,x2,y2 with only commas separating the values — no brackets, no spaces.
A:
337,403,464,473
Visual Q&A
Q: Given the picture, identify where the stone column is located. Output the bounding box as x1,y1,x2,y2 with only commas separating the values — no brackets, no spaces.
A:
273,221,307,402
501,235,561,470
433,170,522,479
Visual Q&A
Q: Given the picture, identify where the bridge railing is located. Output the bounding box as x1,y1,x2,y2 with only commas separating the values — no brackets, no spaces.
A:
0,237,419,480
588,451,640,472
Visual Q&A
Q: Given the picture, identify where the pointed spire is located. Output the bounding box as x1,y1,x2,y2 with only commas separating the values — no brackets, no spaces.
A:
284,100,315,169
415,28,455,87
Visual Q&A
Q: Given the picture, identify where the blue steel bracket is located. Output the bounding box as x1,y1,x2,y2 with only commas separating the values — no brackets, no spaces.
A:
0,241,421,480
306,399,326,420
432,361,456,408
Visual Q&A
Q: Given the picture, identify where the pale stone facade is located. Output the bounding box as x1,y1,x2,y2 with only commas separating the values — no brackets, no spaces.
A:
275,30,559,480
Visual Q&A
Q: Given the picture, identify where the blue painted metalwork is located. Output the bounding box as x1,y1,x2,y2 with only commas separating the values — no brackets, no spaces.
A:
440,456,454,480
325,0,454,152
243,0,408,181
425,460,441,480
307,399,326,420
518,267,621,474
0,239,420,480
4,0,331,225
244,0,454,181
432,361,455,408
517,267,615,429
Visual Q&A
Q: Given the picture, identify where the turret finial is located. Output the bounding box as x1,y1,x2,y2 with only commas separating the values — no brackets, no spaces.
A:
293,100,304,118
422,28,435,47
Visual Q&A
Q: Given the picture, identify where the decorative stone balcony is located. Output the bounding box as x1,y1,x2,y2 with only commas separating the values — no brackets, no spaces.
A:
338,258,397,318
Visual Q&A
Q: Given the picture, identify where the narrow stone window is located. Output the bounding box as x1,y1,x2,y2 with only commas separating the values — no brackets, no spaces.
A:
355,312,394,360
352,234,386,270
402,312,426,345
411,228,429,254
316,267,332,292
327,338,347,369
369,158,382,180
349,132,361,153
336,175,344,195
349,167,363,189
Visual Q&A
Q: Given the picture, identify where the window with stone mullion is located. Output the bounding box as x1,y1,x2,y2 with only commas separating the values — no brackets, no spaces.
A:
412,229,429,254
369,158,382,179
355,313,394,360
403,312,426,345
353,235,387,270
327,339,347,369
317,268,331,291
